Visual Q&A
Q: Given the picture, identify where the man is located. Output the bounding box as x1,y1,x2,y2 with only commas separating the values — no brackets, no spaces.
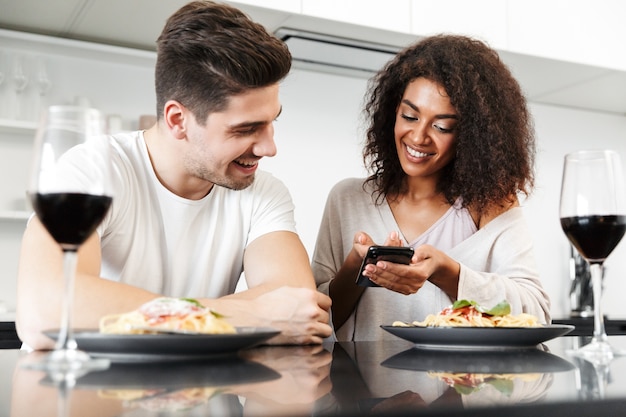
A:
16,0,332,349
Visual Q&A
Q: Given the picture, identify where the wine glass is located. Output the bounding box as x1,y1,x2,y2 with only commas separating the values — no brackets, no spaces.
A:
24,105,112,374
559,149,626,364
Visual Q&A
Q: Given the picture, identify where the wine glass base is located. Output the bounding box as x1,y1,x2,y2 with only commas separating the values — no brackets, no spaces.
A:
21,348,109,380
566,339,626,366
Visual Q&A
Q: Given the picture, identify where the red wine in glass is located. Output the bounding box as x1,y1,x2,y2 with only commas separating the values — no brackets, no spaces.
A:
561,215,626,263
31,192,112,250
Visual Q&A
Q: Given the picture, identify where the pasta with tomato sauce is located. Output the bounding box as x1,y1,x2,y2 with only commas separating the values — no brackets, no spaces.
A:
99,297,236,335
392,299,540,328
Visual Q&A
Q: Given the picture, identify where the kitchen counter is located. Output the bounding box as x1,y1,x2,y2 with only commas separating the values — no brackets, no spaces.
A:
4,316,626,349
552,317,626,336
4,335,626,416
0,321,20,349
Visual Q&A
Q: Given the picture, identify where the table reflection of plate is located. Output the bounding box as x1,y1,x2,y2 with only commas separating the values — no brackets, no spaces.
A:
40,358,280,413
43,327,280,362
380,325,574,350
381,347,576,374
41,356,280,389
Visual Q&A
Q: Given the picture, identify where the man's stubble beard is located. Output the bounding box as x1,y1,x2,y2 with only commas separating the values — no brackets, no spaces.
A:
197,167,255,191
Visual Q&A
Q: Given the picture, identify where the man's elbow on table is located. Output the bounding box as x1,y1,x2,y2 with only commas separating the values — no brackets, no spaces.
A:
15,311,55,350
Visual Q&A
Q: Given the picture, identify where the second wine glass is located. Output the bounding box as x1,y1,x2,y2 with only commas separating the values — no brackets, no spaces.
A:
25,105,112,375
559,149,626,365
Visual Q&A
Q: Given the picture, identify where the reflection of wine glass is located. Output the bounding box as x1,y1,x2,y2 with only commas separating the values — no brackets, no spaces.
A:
24,105,112,374
559,149,626,364
572,352,611,400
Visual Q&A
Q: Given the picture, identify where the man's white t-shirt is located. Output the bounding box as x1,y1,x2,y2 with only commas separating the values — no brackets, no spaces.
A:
89,131,297,298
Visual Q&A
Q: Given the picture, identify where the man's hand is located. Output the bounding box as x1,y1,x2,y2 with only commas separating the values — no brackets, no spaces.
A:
253,287,332,345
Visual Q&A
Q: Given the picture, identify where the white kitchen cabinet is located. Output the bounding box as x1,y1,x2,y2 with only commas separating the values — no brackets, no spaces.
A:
507,0,626,71
0,122,35,222
0,211,30,221
0,28,157,311
0,119,38,134
0,119,29,312
234,0,302,14
409,0,508,50
233,0,626,72
0,29,156,216
302,0,412,34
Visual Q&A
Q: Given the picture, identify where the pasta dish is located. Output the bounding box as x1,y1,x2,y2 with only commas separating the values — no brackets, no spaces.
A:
392,299,540,328
99,297,236,334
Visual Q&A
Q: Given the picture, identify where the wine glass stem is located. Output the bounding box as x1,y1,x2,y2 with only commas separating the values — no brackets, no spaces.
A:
57,380,73,417
55,250,79,351
590,263,608,344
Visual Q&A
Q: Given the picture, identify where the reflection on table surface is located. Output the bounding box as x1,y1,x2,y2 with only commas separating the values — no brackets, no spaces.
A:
5,336,626,416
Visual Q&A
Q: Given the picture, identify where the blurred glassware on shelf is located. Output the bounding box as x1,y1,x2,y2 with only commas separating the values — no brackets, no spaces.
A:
139,114,156,130
0,50,7,118
106,114,123,134
12,54,29,120
36,56,52,118
73,96,91,108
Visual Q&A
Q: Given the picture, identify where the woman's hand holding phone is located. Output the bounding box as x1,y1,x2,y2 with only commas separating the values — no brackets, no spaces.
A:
356,245,414,287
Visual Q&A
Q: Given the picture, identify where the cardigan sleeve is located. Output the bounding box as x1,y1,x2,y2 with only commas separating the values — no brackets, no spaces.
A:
451,208,551,324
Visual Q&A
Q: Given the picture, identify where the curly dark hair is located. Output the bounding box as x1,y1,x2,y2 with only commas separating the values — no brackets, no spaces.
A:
363,34,535,214
155,1,291,124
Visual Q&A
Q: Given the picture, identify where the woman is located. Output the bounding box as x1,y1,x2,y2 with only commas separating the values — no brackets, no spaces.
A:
312,34,551,341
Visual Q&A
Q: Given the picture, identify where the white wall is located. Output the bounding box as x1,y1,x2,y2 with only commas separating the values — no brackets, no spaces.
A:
1,30,626,321
262,69,368,254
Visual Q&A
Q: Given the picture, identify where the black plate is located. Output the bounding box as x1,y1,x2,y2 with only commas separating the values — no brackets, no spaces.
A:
43,327,280,362
380,324,574,350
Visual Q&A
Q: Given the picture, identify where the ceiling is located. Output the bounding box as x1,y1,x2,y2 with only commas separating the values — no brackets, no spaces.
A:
1,0,625,116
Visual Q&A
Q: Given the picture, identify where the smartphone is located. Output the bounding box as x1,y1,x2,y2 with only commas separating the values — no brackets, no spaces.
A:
355,245,414,287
